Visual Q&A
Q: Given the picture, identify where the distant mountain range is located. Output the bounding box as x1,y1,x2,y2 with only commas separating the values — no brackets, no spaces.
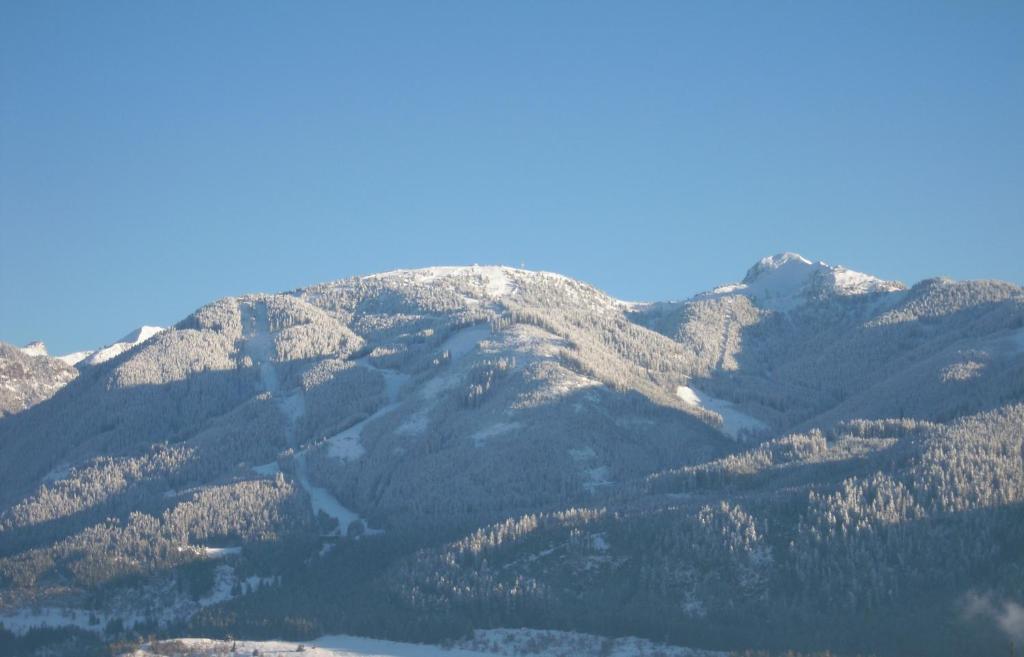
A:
1,254,1021,657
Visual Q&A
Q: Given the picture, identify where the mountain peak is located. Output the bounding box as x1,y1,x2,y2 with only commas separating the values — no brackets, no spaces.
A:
118,325,164,345
704,253,905,310
18,341,49,358
741,252,816,285
77,325,166,367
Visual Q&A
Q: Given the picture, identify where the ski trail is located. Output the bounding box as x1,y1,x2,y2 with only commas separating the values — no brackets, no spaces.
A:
241,301,365,537
324,357,410,462
324,324,485,458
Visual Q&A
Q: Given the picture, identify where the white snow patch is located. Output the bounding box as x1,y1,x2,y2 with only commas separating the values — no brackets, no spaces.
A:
81,326,165,366
56,350,94,365
18,341,48,357
328,433,367,461
676,385,767,440
202,546,241,558
441,323,492,359
294,451,362,534
470,421,520,447
197,565,236,607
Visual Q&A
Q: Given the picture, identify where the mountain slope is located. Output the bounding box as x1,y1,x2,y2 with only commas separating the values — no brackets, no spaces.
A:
0,342,78,418
1,255,1022,656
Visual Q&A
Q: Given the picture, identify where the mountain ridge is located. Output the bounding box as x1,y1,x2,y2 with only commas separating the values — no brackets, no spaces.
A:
1,253,1022,656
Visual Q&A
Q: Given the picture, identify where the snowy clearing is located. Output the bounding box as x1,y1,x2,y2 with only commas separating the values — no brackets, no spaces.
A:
676,385,767,440
242,302,367,537
203,546,242,558
470,421,521,447
325,357,410,461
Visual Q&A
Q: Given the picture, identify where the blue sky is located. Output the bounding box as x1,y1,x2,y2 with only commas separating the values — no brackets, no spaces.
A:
2,1,1022,354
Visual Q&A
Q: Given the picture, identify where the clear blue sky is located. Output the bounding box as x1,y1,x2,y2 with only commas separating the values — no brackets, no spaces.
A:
2,1,1022,354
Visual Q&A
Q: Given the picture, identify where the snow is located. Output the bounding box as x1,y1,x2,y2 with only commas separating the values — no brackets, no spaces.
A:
442,323,492,359
326,358,411,461
0,562,277,637
676,385,767,440
123,635,490,657
81,325,165,366
463,629,725,657
699,252,903,311
18,341,48,357
0,607,113,635
203,546,242,558
389,323,493,437
120,629,725,657
197,565,236,606
57,350,94,365
241,302,368,537
328,433,367,461
674,386,702,406
294,449,361,533
362,265,522,301
470,421,520,447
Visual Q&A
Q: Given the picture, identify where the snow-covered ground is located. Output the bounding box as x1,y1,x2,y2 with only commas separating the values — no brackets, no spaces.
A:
325,357,411,460
676,385,767,440
470,421,520,447
0,565,239,636
241,302,368,537
203,546,242,558
360,265,522,301
329,363,407,454
0,607,131,636
120,628,725,657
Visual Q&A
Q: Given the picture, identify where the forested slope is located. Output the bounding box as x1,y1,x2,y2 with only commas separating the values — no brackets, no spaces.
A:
1,256,1021,656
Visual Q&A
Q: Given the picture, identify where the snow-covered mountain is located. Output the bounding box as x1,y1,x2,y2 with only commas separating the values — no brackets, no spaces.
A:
0,342,78,417
0,327,166,418
66,325,166,367
697,252,906,310
0,254,1021,657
